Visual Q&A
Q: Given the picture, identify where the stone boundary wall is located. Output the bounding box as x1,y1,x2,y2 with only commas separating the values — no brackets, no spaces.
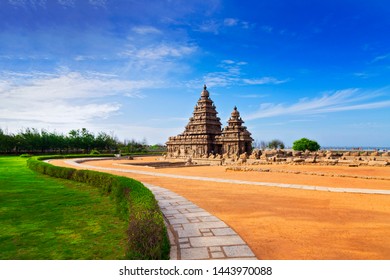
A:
233,149,390,167
163,150,390,167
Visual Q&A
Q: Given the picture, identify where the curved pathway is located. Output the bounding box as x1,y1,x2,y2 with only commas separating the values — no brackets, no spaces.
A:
146,183,256,260
60,159,257,260
65,158,390,195
55,158,390,260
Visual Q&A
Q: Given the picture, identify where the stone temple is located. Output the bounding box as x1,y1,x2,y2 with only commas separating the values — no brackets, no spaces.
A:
166,85,253,159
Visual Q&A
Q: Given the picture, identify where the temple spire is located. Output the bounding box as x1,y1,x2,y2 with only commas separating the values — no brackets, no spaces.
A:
201,84,209,98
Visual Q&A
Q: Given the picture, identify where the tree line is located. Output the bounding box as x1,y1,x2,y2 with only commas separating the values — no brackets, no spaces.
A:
253,138,320,151
0,128,165,155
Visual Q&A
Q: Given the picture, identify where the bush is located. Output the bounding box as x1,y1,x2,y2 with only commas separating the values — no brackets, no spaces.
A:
19,153,33,158
267,139,285,149
127,209,170,259
27,156,170,260
90,149,100,155
36,154,114,161
292,138,320,151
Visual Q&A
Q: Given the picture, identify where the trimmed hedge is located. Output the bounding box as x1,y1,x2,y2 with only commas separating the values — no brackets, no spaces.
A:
27,156,170,260
36,154,115,161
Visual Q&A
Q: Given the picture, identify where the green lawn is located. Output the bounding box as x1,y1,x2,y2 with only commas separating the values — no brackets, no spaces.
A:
0,156,128,259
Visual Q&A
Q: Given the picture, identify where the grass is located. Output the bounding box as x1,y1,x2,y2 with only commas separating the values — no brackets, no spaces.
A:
0,156,128,259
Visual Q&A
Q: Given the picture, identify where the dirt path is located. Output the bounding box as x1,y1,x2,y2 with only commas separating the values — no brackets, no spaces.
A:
51,158,390,260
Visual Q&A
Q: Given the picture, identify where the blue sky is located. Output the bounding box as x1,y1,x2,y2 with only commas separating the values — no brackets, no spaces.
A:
0,0,389,147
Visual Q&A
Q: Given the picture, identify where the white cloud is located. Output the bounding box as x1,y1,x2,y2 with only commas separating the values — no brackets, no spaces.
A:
8,0,27,8
241,21,251,29
224,18,238,26
188,60,288,88
88,0,106,8
0,71,161,125
246,88,390,120
196,18,253,34
8,0,48,9
89,123,183,145
8,0,106,9
57,0,75,8
243,77,289,85
261,25,273,33
74,55,97,61
353,72,372,79
0,103,120,124
119,41,198,79
196,20,221,34
122,42,197,60
372,53,390,63
238,94,268,98
221,59,235,64
132,26,162,35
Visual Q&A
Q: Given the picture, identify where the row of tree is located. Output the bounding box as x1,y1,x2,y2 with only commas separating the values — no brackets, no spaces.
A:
253,139,285,150
0,128,164,154
1,127,320,154
253,138,320,151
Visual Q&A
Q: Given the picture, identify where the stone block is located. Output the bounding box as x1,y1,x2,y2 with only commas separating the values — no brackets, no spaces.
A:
189,236,245,247
199,216,220,222
168,218,190,225
181,211,211,218
181,247,210,260
211,228,237,236
163,209,180,215
182,221,228,231
177,228,202,238
209,246,222,252
170,245,178,260
368,160,388,166
223,245,255,257
211,252,225,258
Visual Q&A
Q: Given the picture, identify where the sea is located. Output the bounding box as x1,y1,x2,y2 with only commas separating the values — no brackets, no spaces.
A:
321,147,390,152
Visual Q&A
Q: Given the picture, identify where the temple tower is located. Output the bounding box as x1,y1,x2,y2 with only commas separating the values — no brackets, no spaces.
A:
217,106,253,157
166,85,222,158
166,85,253,159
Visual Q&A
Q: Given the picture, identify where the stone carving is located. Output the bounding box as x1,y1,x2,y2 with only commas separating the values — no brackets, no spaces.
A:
239,152,248,160
185,157,193,166
249,148,261,159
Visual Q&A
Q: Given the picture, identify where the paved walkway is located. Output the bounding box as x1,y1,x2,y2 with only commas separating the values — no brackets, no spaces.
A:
60,159,257,260
145,183,257,260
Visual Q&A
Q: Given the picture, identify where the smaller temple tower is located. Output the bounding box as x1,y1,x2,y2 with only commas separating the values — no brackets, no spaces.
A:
216,106,253,157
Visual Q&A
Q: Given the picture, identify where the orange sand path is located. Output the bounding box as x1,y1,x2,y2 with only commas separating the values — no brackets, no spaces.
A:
51,158,390,260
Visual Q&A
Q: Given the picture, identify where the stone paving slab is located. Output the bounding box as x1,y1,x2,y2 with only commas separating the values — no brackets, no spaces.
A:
143,182,257,260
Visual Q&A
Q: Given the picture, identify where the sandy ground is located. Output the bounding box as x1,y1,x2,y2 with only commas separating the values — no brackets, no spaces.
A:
51,157,390,260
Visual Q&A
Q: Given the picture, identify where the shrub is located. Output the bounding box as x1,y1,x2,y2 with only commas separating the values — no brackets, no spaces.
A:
126,209,170,259
19,153,33,158
292,138,320,151
90,149,100,155
27,156,170,259
267,139,285,149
